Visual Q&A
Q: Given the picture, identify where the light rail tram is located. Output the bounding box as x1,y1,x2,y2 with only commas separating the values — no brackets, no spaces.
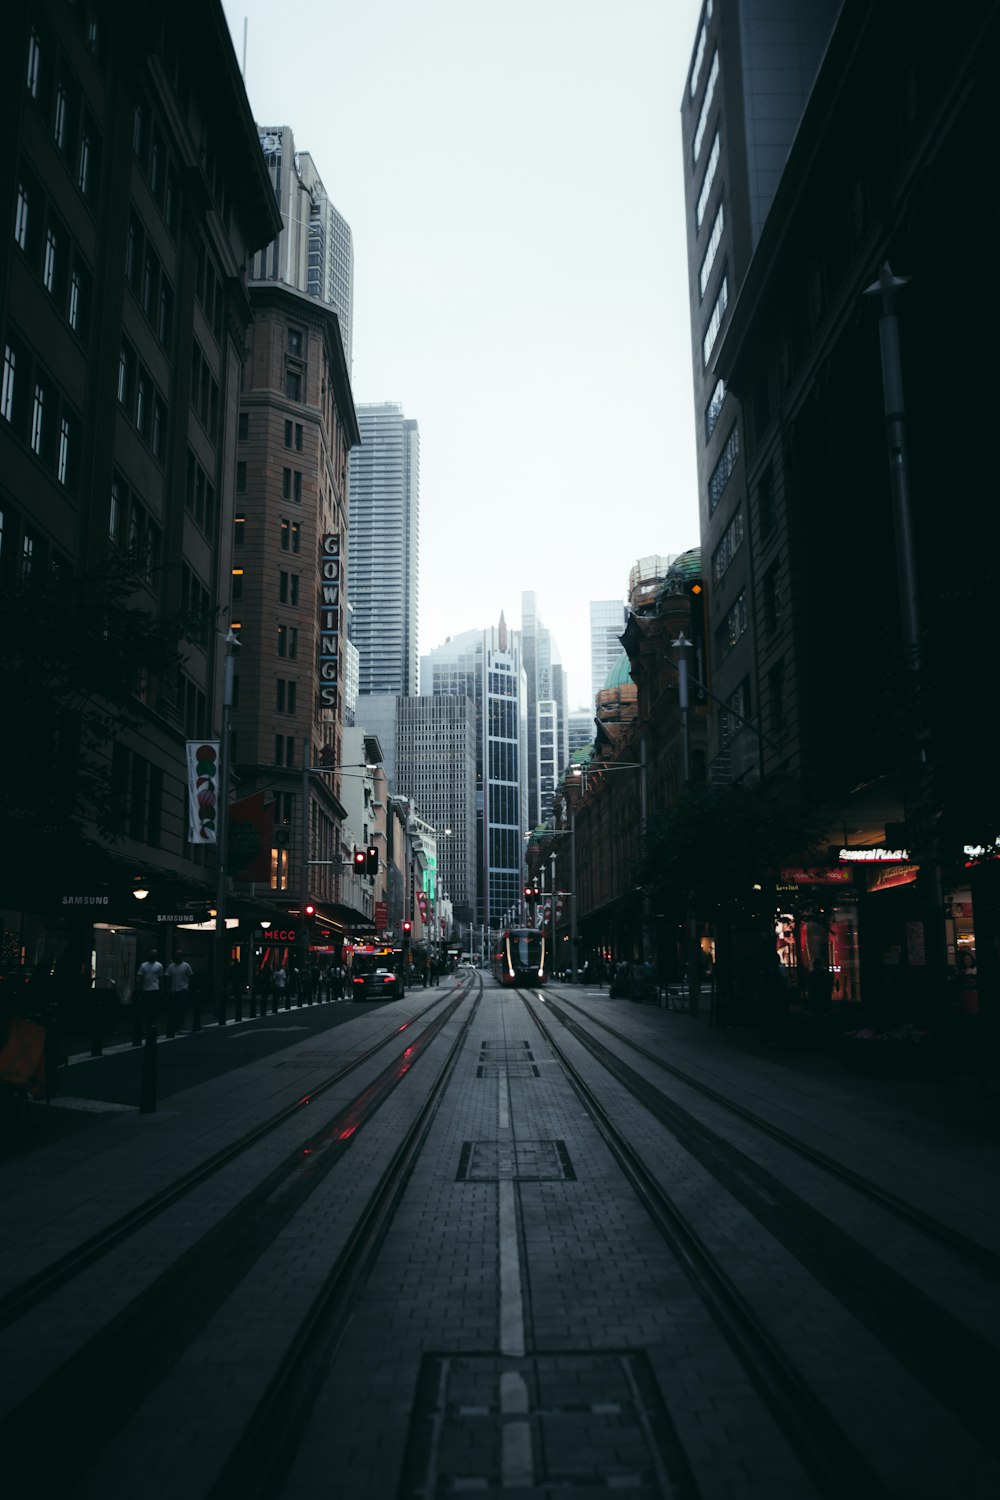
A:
492,927,548,988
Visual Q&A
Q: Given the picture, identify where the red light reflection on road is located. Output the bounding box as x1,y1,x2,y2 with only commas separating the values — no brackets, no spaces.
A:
338,1124,358,1140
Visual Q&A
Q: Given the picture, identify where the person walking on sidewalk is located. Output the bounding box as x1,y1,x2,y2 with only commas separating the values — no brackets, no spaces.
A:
137,949,164,1030
272,964,288,1005
166,952,193,1032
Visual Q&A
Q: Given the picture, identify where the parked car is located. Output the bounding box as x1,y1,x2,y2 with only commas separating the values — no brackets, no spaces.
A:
351,965,403,1001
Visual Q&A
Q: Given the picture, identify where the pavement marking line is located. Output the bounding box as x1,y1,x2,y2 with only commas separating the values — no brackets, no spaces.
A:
498,1065,510,1130
500,1371,533,1488
498,1178,525,1358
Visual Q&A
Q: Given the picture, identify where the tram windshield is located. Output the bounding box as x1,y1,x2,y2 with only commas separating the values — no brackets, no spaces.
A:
509,930,542,966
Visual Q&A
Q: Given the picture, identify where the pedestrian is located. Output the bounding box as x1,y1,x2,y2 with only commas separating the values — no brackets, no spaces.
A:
136,948,164,1028
166,951,193,1031
272,963,287,1004
757,952,788,1044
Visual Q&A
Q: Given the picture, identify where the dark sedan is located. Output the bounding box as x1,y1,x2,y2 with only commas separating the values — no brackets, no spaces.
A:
351,965,403,1001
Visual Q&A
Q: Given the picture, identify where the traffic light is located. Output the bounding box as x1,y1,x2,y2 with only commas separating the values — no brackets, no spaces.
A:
366,845,379,876
304,903,315,916
402,920,412,933
353,849,366,873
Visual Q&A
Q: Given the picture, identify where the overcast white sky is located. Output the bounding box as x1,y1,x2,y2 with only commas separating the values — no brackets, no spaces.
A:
221,0,704,707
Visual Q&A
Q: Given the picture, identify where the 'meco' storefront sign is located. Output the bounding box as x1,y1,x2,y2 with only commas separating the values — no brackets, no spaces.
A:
319,533,340,710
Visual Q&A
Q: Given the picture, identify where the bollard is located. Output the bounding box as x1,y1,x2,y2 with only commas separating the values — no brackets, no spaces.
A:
90,994,103,1059
139,1024,157,1113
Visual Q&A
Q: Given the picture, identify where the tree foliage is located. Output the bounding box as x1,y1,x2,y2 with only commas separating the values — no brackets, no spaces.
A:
642,778,824,921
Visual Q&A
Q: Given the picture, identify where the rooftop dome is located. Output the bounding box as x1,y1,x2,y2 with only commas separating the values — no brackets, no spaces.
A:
603,651,633,690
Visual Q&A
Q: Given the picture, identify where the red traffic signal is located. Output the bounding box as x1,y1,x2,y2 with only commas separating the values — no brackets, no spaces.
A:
353,849,366,871
303,903,316,918
402,921,412,934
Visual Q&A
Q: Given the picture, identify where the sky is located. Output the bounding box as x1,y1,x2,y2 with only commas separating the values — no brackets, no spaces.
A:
221,0,705,708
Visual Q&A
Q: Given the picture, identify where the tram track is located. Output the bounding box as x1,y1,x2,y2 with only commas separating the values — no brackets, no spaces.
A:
522,987,1000,1498
552,985,1000,1280
0,978,480,1496
0,985,462,1333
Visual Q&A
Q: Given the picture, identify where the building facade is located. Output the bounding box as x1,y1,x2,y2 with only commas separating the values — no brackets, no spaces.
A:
252,124,354,369
348,401,420,698
681,0,839,781
589,598,628,706
421,616,527,930
520,590,568,830
230,280,361,933
1,0,281,991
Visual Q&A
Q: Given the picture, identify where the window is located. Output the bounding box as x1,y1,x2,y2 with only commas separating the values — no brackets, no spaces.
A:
708,423,739,513
31,382,45,454
43,228,57,293
277,624,287,658
293,470,302,502
720,679,750,747
238,412,248,441
280,518,290,551
287,327,303,356
703,274,728,366
27,30,41,98
231,568,243,602
294,423,303,451
78,132,91,196
282,468,291,499
763,563,782,635
696,130,720,231
15,182,30,251
278,571,300,606
53,84,67,150
724,592,748,652
57,415,70,485
109,475,124,544
234,514,245,547
283,419,293,448
157,280,173,347
689,20,707,100
236,461,247,494
711,506,744,585
705,377,725,441
1,344,16,424
290,521,300,553
692,50,719,164
699,202,724,299
285,370,301,401
136,370,149,435
288,625,298,659
152,397,166,461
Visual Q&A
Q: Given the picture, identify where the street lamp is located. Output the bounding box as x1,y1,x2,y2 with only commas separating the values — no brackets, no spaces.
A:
214,627,240,1026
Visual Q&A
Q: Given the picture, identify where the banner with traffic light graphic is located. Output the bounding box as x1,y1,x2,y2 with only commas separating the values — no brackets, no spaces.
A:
186,741,220,844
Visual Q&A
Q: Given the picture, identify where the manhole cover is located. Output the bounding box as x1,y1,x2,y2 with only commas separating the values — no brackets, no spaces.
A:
398,1351,697,1497
457,1139,575,1182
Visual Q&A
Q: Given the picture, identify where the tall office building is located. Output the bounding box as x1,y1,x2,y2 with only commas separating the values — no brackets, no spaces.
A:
1,0,281,980
520,591,568,829
590,599,629,705
253,125,354,368
421,617,527,929
681,0,839,779
348,403,420,698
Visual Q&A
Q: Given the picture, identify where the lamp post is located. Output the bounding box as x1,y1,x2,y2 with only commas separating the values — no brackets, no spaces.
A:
213,627,240,1026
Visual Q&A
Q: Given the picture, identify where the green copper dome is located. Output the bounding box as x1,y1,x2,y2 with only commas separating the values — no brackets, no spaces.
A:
603,652,633,690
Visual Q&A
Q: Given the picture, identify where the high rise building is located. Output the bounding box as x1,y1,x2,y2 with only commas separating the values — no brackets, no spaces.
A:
421,616,527,929
681,0,839,779
590,599,628,705
520,591,568,829
348,403,420,698
1,0,281,982
252,125,354,368
231,284,360,922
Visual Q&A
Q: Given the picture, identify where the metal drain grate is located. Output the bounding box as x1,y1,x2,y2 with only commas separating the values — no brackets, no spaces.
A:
397,1351,696,1497
457,1139,576,1182
477,1040,539,1078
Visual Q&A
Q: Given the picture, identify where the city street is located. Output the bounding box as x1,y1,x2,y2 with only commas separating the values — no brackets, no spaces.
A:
2,970,998,1498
